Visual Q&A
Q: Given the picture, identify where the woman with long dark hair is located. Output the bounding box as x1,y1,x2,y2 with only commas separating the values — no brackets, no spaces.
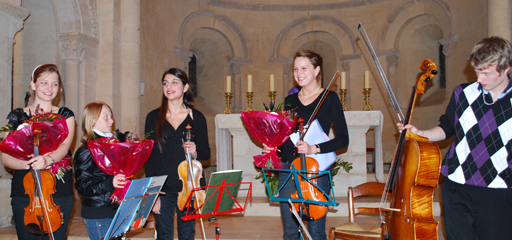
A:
144,68,210,239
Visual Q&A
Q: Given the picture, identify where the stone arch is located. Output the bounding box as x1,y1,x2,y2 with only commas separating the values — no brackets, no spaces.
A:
176,10,250,60
271,15,358,98
272,15,358,59
176,10,251,112
379,0,454,51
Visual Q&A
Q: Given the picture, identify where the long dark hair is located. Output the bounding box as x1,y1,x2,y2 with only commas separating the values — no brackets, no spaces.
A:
155,68,194,151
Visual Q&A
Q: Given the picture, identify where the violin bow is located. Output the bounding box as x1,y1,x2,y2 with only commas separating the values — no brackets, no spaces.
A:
358,23,405,123
183,125,207,240
300,71,340,140
32,128,56,240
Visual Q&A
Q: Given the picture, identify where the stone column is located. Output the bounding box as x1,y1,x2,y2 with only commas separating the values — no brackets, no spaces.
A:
59,33,85,114
175,48,193,72
120,0,140,133
229,58,251,112
0,0,29,228
488,0,511,39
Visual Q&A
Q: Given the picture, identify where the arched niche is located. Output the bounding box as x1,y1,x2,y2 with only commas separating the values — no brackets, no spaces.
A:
176,10,251,111
177,10,249,60
189,27,234,114
271,15,358,96
290,31,341,89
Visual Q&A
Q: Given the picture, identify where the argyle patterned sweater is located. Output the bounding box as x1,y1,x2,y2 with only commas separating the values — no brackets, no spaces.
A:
439,82,512,189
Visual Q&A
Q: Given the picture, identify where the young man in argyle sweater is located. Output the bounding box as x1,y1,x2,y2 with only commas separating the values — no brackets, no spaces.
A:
399,36,512,240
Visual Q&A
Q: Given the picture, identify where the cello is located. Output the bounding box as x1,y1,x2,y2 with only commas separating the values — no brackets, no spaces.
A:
23,128,63,239
177,124,206,240
357,24,442,239
380,59,441,240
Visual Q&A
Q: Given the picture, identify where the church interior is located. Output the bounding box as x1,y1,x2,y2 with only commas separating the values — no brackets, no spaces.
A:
0,0,508,239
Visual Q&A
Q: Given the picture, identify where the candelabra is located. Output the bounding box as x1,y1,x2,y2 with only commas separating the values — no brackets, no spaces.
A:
246,92,254,111
223,92,233,114
363,88,373,111
269,91,277,105
339,89,348,111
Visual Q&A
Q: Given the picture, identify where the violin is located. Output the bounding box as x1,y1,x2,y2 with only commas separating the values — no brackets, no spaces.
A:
177,124,206,240
290,118,328,220
23,128,63,239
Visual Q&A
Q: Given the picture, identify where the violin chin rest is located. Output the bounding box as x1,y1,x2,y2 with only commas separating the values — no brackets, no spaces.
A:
25,223,47,236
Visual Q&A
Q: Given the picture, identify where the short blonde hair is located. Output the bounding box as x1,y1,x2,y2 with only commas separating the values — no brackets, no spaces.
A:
81,101,114,143
469,36,512,75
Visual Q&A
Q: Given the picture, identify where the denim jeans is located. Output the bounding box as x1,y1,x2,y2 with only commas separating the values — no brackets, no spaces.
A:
12,196,74,240
154,193,196,240
83,218,113,240
278,162,331,240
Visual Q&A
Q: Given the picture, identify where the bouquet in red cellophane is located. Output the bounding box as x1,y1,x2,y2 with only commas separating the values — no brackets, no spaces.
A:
240,102,297,169
0,105,72,182
88,132,154,202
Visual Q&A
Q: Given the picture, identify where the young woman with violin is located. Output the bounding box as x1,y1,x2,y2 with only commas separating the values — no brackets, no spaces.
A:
74,102,127,240
144,68,210,239
1,64,75,239
265,50,349,240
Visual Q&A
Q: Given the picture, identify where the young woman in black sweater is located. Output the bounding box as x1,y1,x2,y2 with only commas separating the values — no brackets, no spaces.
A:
144,68,210,239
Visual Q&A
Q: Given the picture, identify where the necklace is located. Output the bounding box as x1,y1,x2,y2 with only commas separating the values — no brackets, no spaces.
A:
300,86,321,98
482,92,495,105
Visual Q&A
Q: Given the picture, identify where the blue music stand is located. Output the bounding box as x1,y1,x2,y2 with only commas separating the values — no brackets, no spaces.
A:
103,175,167,240
263,166,338,207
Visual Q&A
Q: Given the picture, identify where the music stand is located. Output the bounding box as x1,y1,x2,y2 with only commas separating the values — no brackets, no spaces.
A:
180,170,252,239
263,165,338,240
103,175,167,240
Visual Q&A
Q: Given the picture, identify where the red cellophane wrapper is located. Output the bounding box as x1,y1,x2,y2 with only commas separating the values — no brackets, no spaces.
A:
88,137,154,202
240,111,297,169
0,114,71,179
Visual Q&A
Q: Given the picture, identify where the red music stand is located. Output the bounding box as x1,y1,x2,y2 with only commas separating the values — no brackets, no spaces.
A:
180,178,252,239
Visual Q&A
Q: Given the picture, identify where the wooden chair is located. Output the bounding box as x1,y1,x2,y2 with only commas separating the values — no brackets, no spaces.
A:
329,182,390,240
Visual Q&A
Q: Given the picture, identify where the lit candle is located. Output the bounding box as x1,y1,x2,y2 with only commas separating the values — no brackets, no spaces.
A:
270,74,275,91
226,76,232,93
341,72,346,89
247,75,252,92
364,71,370,89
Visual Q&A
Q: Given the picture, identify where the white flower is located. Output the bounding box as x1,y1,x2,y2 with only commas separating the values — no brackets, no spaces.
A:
16,123,30,131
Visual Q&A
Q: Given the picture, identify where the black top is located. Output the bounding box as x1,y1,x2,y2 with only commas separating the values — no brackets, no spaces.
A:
280,90,349,164
144,108,211,193
6,107,74,198
74,134,119,219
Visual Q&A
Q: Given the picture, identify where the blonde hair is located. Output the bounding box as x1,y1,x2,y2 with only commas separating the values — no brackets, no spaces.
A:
81,101,114,143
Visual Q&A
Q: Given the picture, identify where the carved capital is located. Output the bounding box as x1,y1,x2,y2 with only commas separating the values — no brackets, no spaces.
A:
438,34,458,57
59,32,98,61
229,57,251,75
175,48,194,69
386,55,399,69
341,61,350,72
0,2,29,39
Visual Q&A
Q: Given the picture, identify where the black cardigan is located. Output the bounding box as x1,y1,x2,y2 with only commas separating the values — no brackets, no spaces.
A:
144,108,211,194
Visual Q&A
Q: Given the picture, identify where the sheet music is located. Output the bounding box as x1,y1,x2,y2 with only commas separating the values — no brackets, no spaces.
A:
290,119,338,170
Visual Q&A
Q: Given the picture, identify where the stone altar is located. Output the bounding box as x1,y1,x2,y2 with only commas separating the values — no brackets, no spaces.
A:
215,111,383,198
